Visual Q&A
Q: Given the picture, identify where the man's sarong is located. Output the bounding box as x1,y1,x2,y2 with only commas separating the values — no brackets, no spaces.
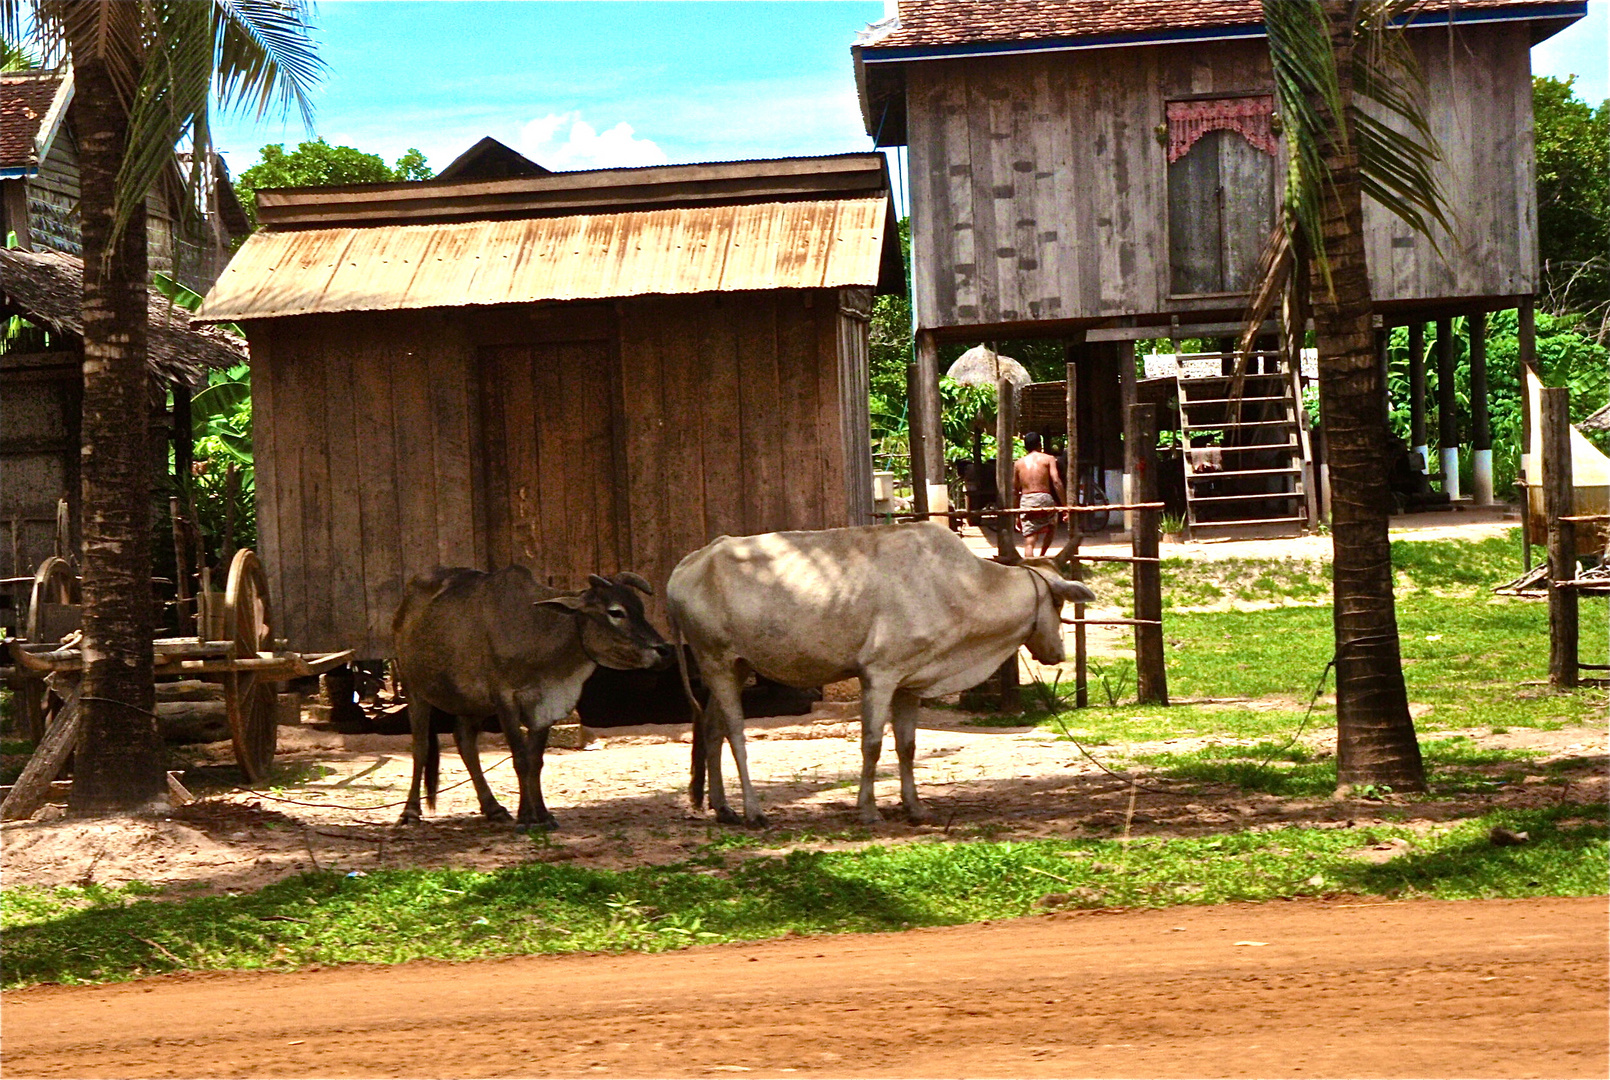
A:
1018,491,1057,536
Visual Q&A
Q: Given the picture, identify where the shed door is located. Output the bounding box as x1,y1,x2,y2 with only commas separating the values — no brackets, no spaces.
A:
478,340,627,588
1167,103,1277,295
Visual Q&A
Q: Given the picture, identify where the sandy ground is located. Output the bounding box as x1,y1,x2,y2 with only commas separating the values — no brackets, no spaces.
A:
3,895,1603,1079
3,702,1603,894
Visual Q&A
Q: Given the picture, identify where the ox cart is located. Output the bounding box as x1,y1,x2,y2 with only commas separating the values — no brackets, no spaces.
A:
1,549,351,820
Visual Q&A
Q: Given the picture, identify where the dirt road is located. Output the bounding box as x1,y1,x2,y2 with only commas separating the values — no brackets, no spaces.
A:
4,896,1603,1079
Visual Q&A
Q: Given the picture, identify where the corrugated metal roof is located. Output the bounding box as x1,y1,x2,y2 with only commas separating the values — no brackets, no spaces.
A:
196,196,892,321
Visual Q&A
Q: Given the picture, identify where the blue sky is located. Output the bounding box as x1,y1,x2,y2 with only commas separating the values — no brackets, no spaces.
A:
212,0,1608,180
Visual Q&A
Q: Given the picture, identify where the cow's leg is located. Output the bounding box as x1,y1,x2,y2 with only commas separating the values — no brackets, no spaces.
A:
857,679,896,825
515,723,557,830
454,716,512,822
400,698,433,824
891,689,934,823
704,661,765,828
491,695,540,830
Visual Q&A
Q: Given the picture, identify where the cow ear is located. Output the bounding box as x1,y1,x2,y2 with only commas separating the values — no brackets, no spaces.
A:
613,571,653,596
1048,578,1096,604
536,594,588,614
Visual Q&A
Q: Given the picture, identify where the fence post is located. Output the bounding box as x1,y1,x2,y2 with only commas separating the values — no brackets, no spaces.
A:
1066,361,1087,708
1541,387,1577,688
916,330,946,517
1128,403,1168,705
907,361,929,517
995,376,1019,562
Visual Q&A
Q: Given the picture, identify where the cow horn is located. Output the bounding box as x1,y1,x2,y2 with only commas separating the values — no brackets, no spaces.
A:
587,574,614,591
613,571,654,596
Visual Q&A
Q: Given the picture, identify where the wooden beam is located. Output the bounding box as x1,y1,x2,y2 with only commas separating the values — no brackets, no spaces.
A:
0,676,79,821
1084,320,1278,344
1470,312,1493,504
1436,317,1460,498
1065,359,1087,709
915,330,945,514
1128,403,1167,706
1408,322,1428,471
907,361,928,517
1519,298,1536,480
995,375,1019,562
1541,387,1577,688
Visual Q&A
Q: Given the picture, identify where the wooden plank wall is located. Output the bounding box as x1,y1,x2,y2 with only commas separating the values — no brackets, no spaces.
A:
616,289,858,621
907,24,1535,332
1363,22,1537,303
252,311,480,656
252,288,871,654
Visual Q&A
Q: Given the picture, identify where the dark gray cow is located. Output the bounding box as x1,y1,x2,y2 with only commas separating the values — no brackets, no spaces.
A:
393,567,672,829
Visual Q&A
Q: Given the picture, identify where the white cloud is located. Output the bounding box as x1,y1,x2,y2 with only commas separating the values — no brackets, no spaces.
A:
518,112,669,171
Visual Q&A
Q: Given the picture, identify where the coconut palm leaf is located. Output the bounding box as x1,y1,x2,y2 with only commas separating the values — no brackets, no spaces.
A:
3,1,323,251
1256,0,1451,312
115,1,323,244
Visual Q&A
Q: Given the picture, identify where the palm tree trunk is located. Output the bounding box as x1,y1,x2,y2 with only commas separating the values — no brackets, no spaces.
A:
66,47,168,814
1310,0,1425,793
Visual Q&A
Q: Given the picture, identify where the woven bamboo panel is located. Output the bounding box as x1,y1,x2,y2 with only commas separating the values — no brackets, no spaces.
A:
1017,381,1067,435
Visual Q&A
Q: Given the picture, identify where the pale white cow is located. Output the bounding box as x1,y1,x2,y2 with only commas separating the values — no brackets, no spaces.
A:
667,521,1094,826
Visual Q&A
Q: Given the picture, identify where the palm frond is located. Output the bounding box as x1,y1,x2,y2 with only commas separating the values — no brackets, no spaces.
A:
1262,0,1344,299
213,0,321,128
1351,0,1453,241
1245,0,1451,346
112,0,322,244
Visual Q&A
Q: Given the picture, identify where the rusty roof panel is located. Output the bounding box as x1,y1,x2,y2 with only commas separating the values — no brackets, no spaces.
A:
196,197,893,321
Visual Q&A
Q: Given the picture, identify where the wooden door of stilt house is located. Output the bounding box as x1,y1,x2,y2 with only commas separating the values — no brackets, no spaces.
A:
478,340,630,589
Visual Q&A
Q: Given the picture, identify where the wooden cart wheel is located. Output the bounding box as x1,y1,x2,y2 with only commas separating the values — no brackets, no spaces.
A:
223,549,277,784
21,558,79,741
26,556,78,640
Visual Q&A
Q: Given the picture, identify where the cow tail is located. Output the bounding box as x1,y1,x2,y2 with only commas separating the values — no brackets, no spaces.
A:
669,609,707,809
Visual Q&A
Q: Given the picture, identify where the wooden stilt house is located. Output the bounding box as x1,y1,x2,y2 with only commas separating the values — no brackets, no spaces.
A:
195,153,902,659
855,0,1585,532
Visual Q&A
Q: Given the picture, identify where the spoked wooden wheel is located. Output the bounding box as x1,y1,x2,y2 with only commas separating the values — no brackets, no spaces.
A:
223,549,277,784
26,556,78,640
22,557,79,741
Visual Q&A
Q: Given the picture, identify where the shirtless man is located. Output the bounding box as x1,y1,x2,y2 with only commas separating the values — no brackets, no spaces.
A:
1012,431,1065,556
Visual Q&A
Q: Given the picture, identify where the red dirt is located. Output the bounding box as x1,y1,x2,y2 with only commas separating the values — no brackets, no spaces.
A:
3,896,1604,1079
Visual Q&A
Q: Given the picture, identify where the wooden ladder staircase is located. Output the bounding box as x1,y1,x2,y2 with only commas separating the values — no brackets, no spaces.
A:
1175,350,1316,536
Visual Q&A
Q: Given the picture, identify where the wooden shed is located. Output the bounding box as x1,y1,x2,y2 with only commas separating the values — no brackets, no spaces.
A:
0,248,245,605
195,153,903,659
855,0,1584,531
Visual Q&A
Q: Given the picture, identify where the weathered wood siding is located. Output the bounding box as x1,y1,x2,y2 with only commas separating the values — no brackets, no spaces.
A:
250,311,482,657
1361,21,1536,306
250,288,870,655
907,24,1536,330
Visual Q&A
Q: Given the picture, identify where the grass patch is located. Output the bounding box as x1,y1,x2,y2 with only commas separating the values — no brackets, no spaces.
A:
4,805,1600,989
1127,734,1546,797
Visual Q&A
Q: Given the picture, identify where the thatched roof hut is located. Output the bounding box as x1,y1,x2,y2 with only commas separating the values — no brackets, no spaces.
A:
0,247,245,382
1,248,246,585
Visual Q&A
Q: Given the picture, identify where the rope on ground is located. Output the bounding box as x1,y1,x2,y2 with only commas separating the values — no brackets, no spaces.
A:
211,755,515,813
1045,631,1401,793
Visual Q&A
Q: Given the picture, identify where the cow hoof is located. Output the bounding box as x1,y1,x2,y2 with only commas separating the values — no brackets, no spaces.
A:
516,817,559,833
859,809,885,826
399,809,421,825
714,806,744,826
906,806,936,824
745,813,770,830
484,807,514,823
